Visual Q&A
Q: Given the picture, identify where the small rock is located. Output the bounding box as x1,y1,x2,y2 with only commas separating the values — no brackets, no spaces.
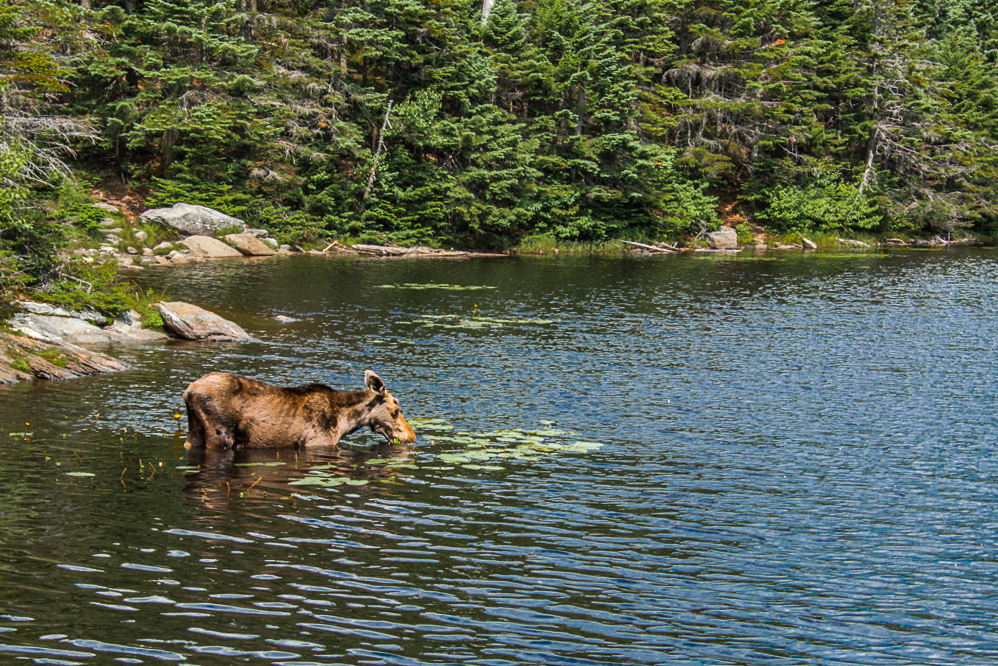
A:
706,226,738,250
179,235,244,258
155,301,249,341
105,235,122,244
154,241,174,252
93,202,120,214
222,233,277,256
278,244,292,253
156,256,171,265
142,248,154,256
801,236,817,250
275,315,296,323
244,228,268,237
116,309,143,327
134,230,148,242
262,237,278,248
100,218,119,227
127,246,138,255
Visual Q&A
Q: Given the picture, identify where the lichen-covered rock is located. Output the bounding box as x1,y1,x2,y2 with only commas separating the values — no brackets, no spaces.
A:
0,333,129,384
222,233,277,256
155,301,249,341
179,235,244,258
140,203,246,237
706,226,738,250
11,313,167,344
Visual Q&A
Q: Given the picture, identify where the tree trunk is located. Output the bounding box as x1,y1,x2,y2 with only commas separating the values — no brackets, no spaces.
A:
569,87,585,181
481,0,495,25
859,124,879,194
161,128,179,176
363,100,393,200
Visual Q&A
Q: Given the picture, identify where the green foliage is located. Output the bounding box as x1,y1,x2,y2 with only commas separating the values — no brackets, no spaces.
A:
4,0,998,252
56,179,106,234
35,260,131,317
145,177,253,221
757,172,882,234
141,309,164,331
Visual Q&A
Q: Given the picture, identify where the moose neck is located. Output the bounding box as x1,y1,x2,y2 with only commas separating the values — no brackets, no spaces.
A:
334,389,380,440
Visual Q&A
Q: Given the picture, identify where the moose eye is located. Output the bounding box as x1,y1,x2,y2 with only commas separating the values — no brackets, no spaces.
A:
392,409,401,418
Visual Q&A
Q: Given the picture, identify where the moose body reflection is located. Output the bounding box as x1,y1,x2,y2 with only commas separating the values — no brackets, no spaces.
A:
183,443,416,507
182,369,416,450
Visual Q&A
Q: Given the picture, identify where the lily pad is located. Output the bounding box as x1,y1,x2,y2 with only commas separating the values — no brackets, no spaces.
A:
375,283,497,291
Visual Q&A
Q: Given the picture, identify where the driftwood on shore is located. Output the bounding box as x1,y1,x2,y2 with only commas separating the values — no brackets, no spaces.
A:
621,240,678,253
326,241,504,258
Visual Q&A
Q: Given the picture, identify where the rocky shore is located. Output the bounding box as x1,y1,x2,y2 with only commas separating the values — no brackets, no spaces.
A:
1,299,249,385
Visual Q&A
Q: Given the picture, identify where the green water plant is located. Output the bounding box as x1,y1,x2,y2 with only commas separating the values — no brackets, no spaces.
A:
375,283,497,290
405,314,554,330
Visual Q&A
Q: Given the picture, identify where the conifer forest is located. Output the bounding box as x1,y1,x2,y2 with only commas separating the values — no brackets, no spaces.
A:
3,0,998,252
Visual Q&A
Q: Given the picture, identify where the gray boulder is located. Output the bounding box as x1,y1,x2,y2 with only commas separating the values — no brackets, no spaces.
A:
222,233,277,256
140,203,246,237
179,235,244,258
11,313,167,344
155,301,249,341
706,226,738,250
18,301,107,325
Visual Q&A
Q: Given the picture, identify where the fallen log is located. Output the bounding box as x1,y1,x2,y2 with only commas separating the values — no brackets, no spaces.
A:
621,240,676,253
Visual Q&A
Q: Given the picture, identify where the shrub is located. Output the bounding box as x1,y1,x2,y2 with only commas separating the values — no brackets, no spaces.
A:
757,173,882,234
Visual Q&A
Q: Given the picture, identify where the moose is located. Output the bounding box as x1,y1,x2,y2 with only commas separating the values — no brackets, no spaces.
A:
182,369,416,449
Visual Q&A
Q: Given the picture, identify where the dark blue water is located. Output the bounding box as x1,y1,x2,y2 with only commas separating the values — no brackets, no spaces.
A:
1,249,996,664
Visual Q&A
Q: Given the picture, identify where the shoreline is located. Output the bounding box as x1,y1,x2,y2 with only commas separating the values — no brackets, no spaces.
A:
4,234,986,386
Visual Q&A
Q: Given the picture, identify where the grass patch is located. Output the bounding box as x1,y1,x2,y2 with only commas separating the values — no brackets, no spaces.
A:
514,234,634,254
125,287,167,330
10,354,31,373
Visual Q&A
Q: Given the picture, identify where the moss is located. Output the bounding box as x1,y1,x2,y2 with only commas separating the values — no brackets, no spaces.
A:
10,355,31,373
39,349,68,368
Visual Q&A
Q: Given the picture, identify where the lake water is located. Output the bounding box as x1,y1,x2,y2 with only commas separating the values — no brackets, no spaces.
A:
2,249,997,665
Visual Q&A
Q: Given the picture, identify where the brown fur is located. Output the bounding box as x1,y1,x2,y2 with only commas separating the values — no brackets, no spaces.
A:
182,369,416,449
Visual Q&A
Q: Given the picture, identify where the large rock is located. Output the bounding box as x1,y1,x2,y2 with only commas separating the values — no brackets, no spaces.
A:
155,302,249,341
11,313,168,344
179,235,244,258
222,233,277,256
140,203,246,237
18,301,106,325
0,333,129,384
706,226,738,250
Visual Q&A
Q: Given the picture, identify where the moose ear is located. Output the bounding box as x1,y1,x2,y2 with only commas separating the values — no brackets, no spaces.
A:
365,369,387,396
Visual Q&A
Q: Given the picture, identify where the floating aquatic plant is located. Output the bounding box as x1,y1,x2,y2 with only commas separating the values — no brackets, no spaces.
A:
403,314,554,330
287,474,368,487
375,283,496,290
414,421,603,469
